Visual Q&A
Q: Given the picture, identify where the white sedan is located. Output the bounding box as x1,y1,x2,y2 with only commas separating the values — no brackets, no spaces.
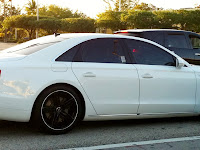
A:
0,33,199,134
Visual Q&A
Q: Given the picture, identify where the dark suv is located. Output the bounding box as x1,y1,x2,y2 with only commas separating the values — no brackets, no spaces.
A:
115,29,200,65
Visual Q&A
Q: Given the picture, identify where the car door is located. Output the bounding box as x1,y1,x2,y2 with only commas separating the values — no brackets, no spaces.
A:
188,34,200,65
72,38,140,115
123,39,196,114
165,32,194,64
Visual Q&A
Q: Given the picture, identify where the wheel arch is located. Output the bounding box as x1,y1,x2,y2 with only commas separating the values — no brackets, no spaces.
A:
30,83,86,122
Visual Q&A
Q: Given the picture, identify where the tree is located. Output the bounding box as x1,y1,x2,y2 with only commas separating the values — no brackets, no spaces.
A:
176,9,200,32
25,0,37,15
39,5,86,19
153,10,179,29
133,2,159,11
0,0,21,20
61,18,95,33
103,0,140,11
2,15,96,40
97,10,127,30
3,15,38,39
38,18,61,34
122,10,157,28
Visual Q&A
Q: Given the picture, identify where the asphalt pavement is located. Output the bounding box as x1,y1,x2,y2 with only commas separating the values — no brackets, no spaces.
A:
0,117,200,150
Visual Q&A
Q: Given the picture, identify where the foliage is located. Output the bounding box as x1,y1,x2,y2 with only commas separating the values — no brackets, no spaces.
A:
3,15,39,39
122,10,157,28
153,10,179,29
133,2,159,11
176,9,200,32
103,0,139,11
39,5,87,19
0,2,21,21
61,18,96,33
97,11,127,30
97,9,200,32
2,15,96,39
25,0,37,15
38,18,62,34
39,5,73,19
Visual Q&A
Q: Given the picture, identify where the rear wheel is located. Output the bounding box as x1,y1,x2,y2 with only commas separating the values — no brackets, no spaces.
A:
32,85,83,134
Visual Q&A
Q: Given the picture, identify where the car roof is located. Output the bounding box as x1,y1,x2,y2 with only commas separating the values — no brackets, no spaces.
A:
114,29,195,34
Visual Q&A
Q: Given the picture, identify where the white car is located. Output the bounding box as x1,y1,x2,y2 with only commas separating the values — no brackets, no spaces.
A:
0,33,199,134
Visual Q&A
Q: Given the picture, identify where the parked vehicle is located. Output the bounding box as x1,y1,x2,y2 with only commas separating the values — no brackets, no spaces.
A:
115,29,200,65
0,33,199,134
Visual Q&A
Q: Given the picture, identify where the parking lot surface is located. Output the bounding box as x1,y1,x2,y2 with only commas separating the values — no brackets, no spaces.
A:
0,42,17,50
0,117,200,150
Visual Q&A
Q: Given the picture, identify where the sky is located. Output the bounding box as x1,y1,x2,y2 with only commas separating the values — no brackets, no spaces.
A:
11,0,200,18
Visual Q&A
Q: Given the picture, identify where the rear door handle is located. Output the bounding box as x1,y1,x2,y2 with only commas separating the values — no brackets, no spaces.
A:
142,73,153,79
195,53,200,56
83,72,96,77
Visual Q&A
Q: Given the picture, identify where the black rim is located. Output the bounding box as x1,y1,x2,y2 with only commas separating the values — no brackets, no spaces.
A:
41,90,78,130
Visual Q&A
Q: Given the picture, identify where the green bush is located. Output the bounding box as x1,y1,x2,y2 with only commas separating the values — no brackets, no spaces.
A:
61,18,96,33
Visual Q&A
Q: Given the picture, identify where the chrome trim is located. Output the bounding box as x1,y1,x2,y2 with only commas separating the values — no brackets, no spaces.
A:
89,114,138,117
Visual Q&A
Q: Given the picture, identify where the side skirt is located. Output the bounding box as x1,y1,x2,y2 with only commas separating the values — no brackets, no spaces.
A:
83,112,200,121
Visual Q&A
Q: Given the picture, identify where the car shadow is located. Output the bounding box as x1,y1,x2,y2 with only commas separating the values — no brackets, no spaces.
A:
0,116,199,135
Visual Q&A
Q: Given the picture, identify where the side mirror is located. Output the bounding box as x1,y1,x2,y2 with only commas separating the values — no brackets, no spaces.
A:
176,57,185,68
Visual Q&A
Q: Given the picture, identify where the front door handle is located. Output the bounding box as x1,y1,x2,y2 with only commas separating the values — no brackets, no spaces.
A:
142,73,153,79
195,53,200,56
83,72,96,77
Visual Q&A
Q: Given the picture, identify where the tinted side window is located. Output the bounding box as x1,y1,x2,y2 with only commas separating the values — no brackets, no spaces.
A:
56,45,80,62
189,35,200,49
167,34,188,48
125,39,175,66
75,38,126,64
144,32,164,45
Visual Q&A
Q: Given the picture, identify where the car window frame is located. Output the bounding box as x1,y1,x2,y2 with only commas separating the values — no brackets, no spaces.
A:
73,38,132,64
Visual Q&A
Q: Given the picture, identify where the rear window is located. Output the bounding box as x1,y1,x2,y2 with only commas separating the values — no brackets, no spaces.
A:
0,35,67,55
1,42,60,55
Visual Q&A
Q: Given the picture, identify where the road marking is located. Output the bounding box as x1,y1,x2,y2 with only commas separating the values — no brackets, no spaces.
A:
61,136,200,150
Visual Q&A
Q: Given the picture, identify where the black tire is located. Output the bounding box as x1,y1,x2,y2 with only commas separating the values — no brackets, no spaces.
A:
31,85,83,134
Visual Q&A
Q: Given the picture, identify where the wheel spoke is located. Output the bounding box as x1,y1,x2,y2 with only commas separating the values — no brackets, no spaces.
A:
51,111,60,127
43,106,55,113
60,111,74,121
52,95,60,106
62,98,74,108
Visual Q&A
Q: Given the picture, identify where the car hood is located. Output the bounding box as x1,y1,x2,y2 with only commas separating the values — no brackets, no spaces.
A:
0,53,26,62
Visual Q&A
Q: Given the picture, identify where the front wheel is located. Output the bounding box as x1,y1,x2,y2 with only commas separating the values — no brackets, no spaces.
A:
32,85,83,134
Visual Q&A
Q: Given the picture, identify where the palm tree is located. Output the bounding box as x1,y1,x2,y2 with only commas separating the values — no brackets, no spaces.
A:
25,0,36,15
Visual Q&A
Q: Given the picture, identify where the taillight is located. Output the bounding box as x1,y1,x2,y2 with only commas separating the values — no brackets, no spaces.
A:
0,70,1,77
